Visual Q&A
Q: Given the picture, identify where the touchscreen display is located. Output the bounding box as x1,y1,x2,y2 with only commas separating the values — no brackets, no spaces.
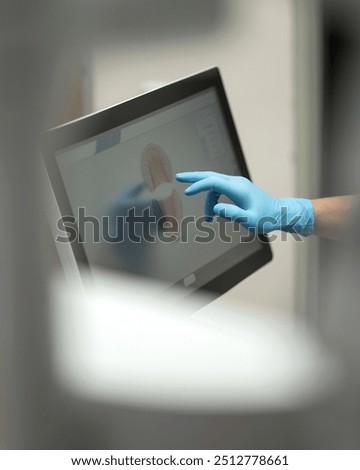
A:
55,88,262,290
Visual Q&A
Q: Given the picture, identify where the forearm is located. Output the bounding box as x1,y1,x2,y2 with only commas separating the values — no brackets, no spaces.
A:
311,196,357,240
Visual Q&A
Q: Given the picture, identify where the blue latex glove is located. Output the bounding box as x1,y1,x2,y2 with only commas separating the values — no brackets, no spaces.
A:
176,171,314,236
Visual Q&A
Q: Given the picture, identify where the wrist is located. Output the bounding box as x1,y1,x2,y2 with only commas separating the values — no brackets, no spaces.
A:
277,198,314,236
311,196,356,240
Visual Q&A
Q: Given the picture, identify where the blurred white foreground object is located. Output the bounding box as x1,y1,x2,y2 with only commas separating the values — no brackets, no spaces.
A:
50,269,339,414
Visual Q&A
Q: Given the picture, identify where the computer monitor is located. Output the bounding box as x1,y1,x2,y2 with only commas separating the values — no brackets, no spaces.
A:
42,68,272,296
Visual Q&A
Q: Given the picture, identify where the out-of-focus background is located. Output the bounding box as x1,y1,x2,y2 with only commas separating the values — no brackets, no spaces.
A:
0,0,360,450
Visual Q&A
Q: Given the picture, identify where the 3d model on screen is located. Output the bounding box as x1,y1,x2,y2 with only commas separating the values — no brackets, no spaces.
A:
142,143,182,232
142,143,172,192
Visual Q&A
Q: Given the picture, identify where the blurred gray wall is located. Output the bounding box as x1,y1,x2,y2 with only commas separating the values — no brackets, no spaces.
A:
313,0,360,447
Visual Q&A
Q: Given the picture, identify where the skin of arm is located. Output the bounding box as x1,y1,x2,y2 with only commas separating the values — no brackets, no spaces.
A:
311,196,358,240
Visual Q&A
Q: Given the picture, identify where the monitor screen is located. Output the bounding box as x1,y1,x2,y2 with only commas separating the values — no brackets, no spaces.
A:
43,68,272,295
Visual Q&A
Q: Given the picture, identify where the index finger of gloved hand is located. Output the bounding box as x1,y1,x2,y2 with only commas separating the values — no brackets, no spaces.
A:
184,176,233,197
176,171,221,183
204,190,221,221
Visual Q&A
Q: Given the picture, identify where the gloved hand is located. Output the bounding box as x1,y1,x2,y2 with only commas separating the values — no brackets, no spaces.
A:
176,171,314,236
